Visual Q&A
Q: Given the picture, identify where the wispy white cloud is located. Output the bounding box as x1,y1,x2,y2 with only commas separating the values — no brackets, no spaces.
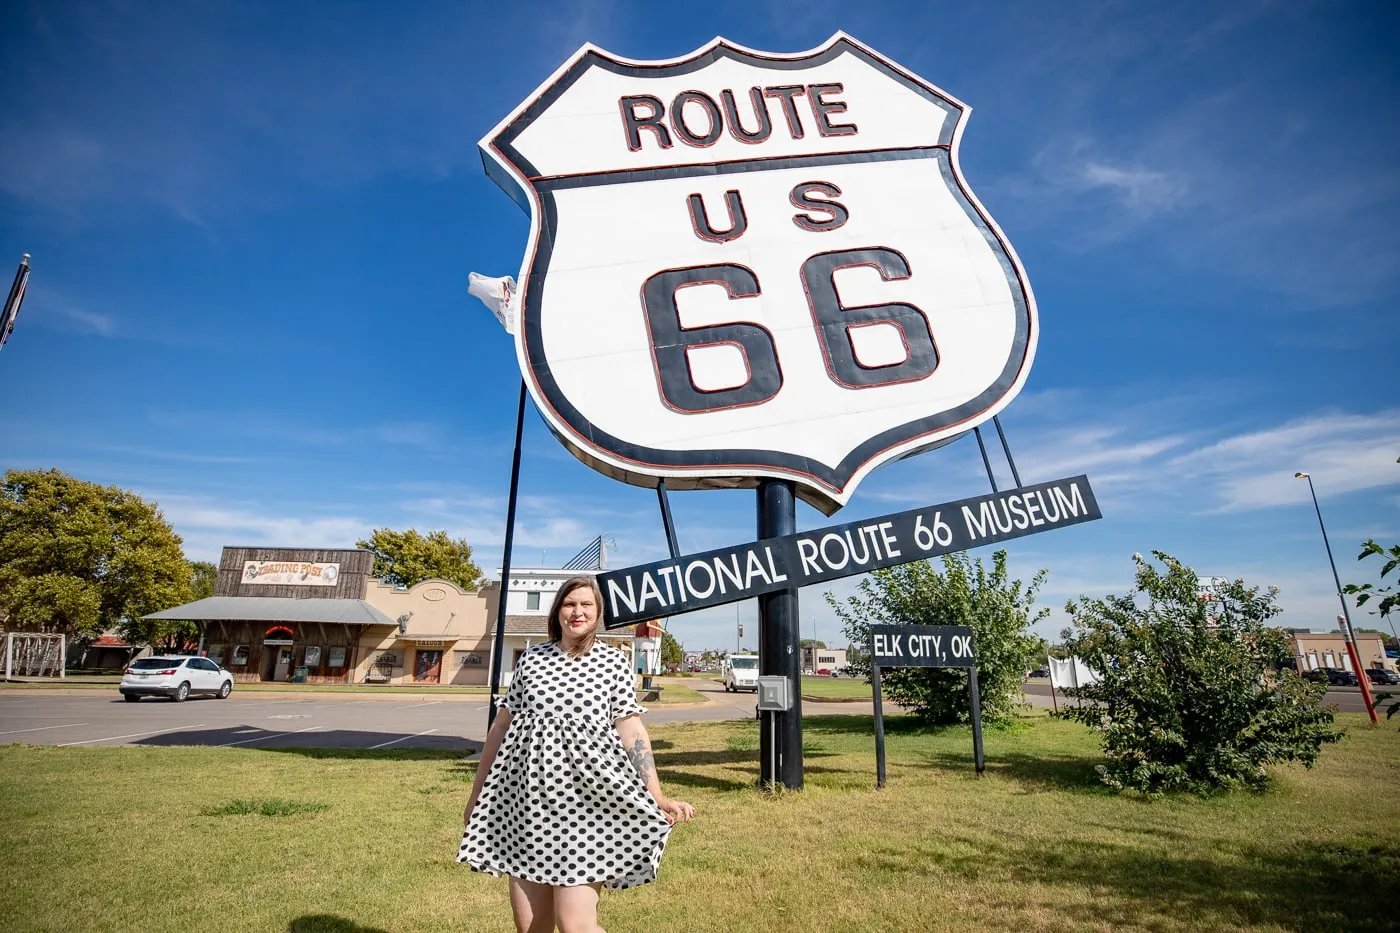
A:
1167,411,1400,512
59,307,118,336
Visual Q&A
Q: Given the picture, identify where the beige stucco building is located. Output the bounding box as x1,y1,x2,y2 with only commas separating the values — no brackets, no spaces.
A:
356,578,495,685
1286,630,1394,673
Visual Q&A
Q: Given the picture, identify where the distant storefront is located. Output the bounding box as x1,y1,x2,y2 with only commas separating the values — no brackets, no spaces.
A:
144,547,660,686
144,547,493,685
1286,630,1393,673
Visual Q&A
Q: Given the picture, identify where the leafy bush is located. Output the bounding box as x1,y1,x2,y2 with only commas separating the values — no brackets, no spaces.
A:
1060,551,1340,795
828,549,1045,727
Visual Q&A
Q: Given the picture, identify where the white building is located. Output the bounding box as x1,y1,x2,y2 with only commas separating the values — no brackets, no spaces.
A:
494,566,636,684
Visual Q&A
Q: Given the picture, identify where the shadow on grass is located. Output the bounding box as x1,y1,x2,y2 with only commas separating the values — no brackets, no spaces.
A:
859,831,1400,932
132,727,482,760
287,915,390,933
802,713,934,737
922,749,1108,794
653,747,756,792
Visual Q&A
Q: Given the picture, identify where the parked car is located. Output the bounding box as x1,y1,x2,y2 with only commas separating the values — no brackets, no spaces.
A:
120,656,234,702
1322,668,1359,686
1027,668,1051,679
1365,668,1400,686
1301,669,1329,685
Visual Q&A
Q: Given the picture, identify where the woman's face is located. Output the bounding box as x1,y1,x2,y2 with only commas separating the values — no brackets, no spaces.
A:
558,585,599,642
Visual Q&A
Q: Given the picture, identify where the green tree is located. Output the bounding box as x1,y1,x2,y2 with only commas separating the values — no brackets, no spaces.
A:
121,560,218,652
189,560,217,601
661,630,683,671
827,549,1046,727
355,528,483,591
1060,552,1340,795
799,638,827,648
1344,539,1400,624
0,469,192,639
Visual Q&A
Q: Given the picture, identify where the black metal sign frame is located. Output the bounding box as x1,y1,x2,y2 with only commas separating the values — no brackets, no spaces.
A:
870,623,984,787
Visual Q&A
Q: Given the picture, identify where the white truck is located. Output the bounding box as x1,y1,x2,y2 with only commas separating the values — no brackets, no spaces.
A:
724,653,760,692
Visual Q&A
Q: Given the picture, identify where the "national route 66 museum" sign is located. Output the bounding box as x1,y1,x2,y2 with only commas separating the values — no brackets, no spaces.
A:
480,32,1036,515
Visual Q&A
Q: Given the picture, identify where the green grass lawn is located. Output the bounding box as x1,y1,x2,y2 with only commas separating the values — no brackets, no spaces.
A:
799,675,875,699
647,681,708,704
2,712,1396,933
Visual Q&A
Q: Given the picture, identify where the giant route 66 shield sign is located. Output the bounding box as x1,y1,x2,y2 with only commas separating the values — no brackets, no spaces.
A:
481,33,1036,515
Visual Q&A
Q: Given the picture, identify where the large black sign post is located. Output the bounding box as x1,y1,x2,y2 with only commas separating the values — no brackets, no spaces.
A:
871,624,984,787
758,480,803,789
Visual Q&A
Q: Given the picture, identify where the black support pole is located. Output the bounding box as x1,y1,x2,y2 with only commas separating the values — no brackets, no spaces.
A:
487,381,528,730
757,479,802,790
992,416,1023,488
968,666,986,774
973,427,999,493
656,480,681,560
871,660,887,788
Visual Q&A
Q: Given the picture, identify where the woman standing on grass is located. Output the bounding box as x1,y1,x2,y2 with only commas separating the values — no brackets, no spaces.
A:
459,575,695,933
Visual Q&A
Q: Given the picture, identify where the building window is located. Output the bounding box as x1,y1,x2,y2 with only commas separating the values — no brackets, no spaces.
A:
457,651,484,667
328,646,347,668
231,644,250,666
304,645,322,667
819,655,835,664
526,591,541,610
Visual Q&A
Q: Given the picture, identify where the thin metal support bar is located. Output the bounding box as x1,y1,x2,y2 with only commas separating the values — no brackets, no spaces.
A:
656,480,681,561
992,416,1024,488
973,427,999,493
487,380,528,730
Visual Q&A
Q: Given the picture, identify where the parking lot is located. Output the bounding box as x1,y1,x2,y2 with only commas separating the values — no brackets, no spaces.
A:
1,679,1373,751
0,678,844,750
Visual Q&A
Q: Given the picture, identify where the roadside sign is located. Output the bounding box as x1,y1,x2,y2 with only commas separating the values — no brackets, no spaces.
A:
599,474,1100,627
870,624,984,786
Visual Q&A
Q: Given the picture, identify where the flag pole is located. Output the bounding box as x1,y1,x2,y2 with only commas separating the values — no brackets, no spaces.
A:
487,380,528,729
0,254,32,353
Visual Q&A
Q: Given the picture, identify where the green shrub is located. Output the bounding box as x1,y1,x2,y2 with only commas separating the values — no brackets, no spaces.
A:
829,549,1045,727
1060,551,1340,795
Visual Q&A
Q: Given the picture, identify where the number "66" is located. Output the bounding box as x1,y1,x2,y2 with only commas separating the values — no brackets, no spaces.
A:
641,248,938,413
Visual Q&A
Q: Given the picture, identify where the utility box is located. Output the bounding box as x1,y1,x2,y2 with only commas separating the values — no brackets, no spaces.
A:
756,675,791,711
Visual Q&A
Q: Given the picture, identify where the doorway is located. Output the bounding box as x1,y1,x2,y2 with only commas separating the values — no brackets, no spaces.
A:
273,647,293,681
414,650,443,683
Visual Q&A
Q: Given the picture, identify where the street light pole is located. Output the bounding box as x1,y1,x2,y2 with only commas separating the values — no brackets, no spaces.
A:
1295,472,1378,724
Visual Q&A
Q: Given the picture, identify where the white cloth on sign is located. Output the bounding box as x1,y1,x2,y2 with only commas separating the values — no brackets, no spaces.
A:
468,272,517,334
1049,656,1101,689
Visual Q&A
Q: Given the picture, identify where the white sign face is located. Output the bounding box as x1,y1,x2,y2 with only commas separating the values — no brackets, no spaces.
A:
241,561,340,586
482,33,1036,514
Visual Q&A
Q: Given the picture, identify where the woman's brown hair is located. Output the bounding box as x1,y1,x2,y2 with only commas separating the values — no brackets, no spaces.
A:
547,576,606,656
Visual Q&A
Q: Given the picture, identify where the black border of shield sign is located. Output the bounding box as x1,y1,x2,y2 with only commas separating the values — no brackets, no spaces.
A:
598,474,1102,628
870,624,983,786
481,34,1036,515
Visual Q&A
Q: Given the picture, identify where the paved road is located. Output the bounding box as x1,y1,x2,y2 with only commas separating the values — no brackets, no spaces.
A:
1,680,1373,750
0,679,870,751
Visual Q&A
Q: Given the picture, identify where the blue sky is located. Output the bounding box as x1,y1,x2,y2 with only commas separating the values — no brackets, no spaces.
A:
2,0,1397,652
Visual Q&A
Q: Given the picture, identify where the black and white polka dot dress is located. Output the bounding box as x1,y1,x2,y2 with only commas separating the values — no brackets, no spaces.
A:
458,641,672,889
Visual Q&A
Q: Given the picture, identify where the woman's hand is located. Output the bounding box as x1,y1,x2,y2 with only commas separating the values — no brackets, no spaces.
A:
656,796,695,825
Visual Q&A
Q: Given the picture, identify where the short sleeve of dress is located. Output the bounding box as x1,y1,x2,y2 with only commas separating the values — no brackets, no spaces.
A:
610,653,645,722
501,653,528,714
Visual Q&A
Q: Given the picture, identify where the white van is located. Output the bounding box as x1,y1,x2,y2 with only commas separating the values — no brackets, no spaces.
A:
724,653,760,692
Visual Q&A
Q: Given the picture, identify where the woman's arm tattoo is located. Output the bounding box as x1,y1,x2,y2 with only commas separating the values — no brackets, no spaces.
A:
626,738,655,785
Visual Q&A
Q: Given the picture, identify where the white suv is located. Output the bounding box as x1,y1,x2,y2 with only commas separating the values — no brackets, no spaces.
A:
120,656,234,702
